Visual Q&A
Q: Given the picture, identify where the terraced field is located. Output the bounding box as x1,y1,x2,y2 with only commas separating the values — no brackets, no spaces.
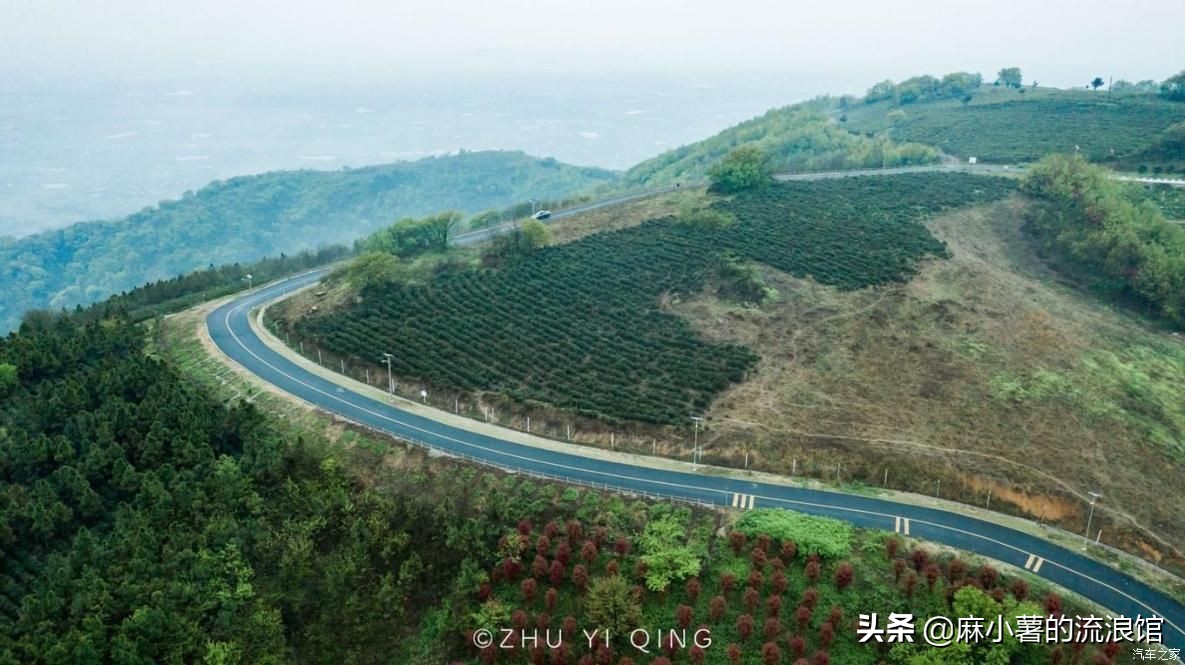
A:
846,90,1185,167
286,173,1015,423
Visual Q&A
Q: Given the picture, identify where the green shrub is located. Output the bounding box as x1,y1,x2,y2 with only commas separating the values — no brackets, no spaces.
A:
734,509,854,559
707,146,773,193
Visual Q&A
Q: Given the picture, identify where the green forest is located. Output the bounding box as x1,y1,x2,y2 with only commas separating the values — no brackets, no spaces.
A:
0,308,641,663
284,173,1015,424
0,151,617,333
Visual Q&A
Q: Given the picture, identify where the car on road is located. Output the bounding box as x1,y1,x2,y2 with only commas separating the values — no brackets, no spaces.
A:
532,210,551,220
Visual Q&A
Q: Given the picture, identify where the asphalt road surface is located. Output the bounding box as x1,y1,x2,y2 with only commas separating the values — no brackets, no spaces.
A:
451,186,681,246
209,269,1185,650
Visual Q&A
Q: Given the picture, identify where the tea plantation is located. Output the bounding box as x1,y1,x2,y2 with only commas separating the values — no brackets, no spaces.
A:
292,173,1016,423
878,94,1185,165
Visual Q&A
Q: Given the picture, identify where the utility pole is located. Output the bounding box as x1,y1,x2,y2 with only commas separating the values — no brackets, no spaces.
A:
1082,491,1102,550
690,415,704,466
381,353,394,395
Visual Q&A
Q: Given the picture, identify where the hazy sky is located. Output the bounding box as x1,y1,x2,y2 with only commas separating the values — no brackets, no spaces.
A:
4,0,1182,90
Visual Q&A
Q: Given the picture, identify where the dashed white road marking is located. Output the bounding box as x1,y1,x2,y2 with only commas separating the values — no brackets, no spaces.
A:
731,493,756,510
894,516,911,535
1023,554,1046,573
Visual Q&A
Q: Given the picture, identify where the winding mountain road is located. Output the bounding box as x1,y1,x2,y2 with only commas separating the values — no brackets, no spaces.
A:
208,268,1185,649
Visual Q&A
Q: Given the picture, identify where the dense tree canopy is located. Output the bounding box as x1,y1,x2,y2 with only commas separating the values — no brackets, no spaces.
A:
356,210,465,257
997,66,1023,88
0,308,638,663
708,146,773,193
1162,70,1185,102
1022,153,1185,325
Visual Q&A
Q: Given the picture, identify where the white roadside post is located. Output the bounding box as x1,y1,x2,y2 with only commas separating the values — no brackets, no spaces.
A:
381,353,394,396
1082,491,1103,550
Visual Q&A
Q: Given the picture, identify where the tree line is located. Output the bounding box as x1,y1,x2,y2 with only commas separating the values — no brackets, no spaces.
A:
1022,153,1185,326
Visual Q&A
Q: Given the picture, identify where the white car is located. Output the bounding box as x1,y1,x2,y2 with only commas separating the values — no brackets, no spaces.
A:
531,210,552,220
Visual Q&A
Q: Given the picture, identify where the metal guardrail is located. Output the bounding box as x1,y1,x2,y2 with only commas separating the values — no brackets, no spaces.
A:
339,414,718,510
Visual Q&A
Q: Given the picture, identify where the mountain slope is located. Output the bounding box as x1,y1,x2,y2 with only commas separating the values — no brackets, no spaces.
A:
842,85,1185,168
622,103,939,186
0,150,616,332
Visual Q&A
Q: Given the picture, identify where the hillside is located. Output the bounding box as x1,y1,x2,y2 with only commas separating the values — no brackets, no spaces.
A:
274,166,1185,569
2,301,1094,662
621,105,941,187
276,173,1012,424
841,85,1185,169
621,78,1185,191
0,150,617,332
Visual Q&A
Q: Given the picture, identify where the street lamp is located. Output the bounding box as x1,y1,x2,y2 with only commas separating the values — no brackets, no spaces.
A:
381,353,394,395
1082,491,1102,549
690,416,704,466
242,273,253,289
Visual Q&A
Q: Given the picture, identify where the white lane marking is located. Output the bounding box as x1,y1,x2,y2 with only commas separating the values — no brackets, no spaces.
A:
903,518,911,535
1025,554,1037,570
1032,557,1045,574
210,278,1185,642
894,516,901,533
730,493,755,510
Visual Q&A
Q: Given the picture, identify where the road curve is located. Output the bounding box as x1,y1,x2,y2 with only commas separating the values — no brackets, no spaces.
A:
208,276,1185,651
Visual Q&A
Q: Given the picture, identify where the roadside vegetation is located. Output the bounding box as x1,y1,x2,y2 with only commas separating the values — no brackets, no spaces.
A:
78,245,349,323
468,505,1100,665
1137,182,1185,220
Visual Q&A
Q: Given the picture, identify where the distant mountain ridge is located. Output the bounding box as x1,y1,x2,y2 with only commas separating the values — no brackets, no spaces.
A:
0,150,617,331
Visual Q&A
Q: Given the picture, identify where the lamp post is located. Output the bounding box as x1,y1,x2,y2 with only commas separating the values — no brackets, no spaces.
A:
242,273,253,290
690,416,704,466
381,353,394,395
1082,491,1102,550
